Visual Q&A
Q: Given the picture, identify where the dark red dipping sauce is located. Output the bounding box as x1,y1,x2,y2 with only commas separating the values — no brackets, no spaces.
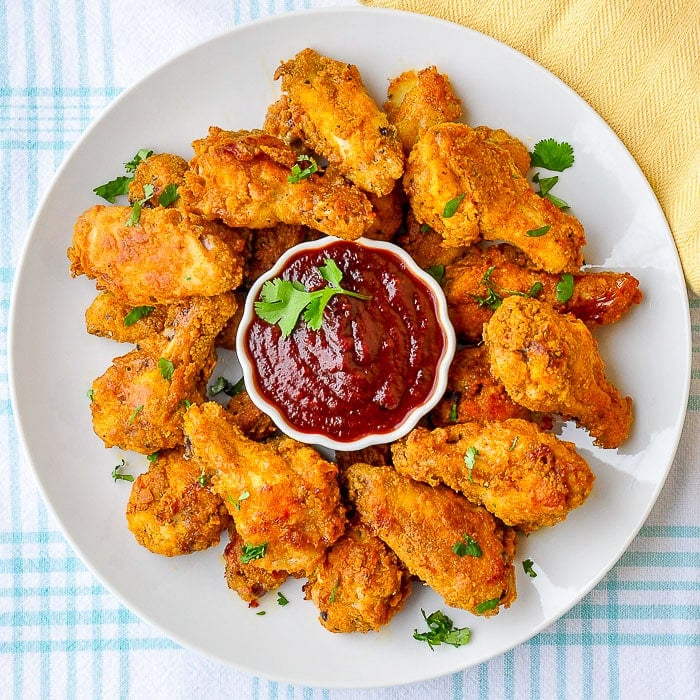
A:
244,240,447,443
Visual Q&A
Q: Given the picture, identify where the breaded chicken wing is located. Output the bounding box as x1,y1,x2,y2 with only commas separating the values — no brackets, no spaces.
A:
483,296,633,448
186,127,375,240
272,48,404,196
243,222,308,284
430,345,533,427
90,293,236,453
183,401,346,577
85,291,168,344
392,419,594,532
128,152,189,206
224,389,278,441
443,243,643,343
345,464,516,616
68,204,246,305
223,522,289,603
384,66,462,153
404,122,586,273
126,448,230,556
303,521,412,633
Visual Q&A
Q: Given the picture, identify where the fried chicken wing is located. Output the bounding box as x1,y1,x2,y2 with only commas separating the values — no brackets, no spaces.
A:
85,291,168,344
186,127,375,240
404,122,586,272
384,66,462,153
90,293,236,453
223,522,289,603
345,464,516,616
126,448,230,556
128,152,189,205
392,419,594,532
243,222,308,284
224,389,278,441
272,48,404,196
303,521,412,633
483,295,633,448
183,401,346,577
430,345,533,427
443,243,643,342
68,204,246,305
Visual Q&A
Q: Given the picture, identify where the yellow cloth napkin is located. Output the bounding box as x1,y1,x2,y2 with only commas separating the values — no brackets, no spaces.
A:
360,0,700,293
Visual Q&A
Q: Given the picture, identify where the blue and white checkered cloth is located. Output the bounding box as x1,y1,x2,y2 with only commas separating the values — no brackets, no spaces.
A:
1,2,698,697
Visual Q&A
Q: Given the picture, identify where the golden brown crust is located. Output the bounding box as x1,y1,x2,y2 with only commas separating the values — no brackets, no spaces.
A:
128,152,189,205
85,291,168,343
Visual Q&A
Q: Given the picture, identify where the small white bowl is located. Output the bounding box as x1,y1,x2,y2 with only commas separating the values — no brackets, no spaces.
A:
236,235,456,451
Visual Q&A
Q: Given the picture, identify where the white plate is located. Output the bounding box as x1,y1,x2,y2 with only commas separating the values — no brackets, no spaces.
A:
9,7,692,688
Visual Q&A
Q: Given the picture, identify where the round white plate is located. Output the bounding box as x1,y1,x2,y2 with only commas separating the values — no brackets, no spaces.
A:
9,7,691,688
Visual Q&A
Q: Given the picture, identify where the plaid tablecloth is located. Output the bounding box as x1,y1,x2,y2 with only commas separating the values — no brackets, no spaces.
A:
2,2,698,698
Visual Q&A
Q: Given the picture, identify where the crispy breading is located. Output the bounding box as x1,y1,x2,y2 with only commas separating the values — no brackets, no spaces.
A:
483,296,633,448
85,291,168,343
344,464,516,616
128,152,189,205
430,345,533,427
224,389,278,441
273,48,404,196
403,122,586,272
90,293,236,453
392,419,594,532
186,127,375,240
68,204,246,305
443,243,643,343
384,66,462,153
183,401,346,577
126,448,229,556
303,521,412,633
223,522,289,603
335,443,392,472
363,188,405,242
243,222,309,284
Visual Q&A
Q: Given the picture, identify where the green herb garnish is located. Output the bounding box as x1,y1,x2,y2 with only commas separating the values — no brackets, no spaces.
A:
556,273,575,303
147,452,159,463
413,609,471,650
473,266,543,311
254,258,371,338
227,490,250,511
158,357,174,381
277,592,289,606
127,404,143,424
464,446,478,483
87,389,94,402
208,376,245,397
508,436,519,451
452,534,482,558
449,400,458,423
124,148,154,173
442,193,466,218
123,305,154,327
532,173,570,210
158,183,179,207
526,225,551,237
93,148,153,202
111,458,134,482
287,154,318,183
475,598,500,614
240,542,268,564
426,264,445,283
530,139,575,172
196,468,209,487
523,558,537,578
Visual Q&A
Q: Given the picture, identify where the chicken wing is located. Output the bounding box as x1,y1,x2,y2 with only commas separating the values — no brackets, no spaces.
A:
126,448,230,556
303,520,412,633
185,127,375,240
443,243,643,343
271,48,404,196
429,345,534,427
224,389,278,441
68,204,246,305
345,463,516,616
483,295,633,448
392,419,594,532
183,401,346,577
128,152,189,206
403,122,586,272
384,66,462,153
90,293,236,453
85,291,168,344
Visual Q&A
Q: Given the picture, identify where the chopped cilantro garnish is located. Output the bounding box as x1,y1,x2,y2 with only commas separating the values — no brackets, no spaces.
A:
442,194,466,218
526,225,551,237
93,176,131,203
209,376,245,397
158,183,179,207
127,404,143,424
240,542,268,564
555,273,575,303
530,139,575,172
413,609,471,650
126,183,155,227
123,305,154,327
464,446,478,483
124,148,153,173
452,534,483,558
287,154,318,183
523,558,537,578
111,458,134,482
277,592,289,606
426,264,445,283
475,598,500,614
158,357,174,381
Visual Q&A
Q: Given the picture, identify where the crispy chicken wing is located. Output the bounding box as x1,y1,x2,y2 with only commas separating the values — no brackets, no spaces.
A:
90,293,236,453
243,222,309,284
68,204,246,305
483,295,633,448
345,464,516,616
224,389,278,441
430,345,533,427
271,48,404,196
443,243,643,343
183,401,346,577
303,520,412,633
223,522,289,603
126,448,230,556
404,122,586,272
392,419,594,532
186,127,375,240
85,291,168,344
384,66,462,153
128,152,189,206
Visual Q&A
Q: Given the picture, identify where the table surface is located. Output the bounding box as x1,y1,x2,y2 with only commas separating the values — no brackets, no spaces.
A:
2,1,698,698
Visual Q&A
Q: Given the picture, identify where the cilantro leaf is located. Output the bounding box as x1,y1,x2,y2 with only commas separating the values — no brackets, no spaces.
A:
556,273,575,303
452,534,483,558
111,458,134,482
123,305,154,327
158,183,179,207
240,542,267,564
475,598,500,614
526,225,551,237
442,194,466,218
93,176,132,203
124,148,153,173
530,139,574,172
208,376,245,397
523,558,538,578
413,609,471,650
158,357,175,381
287,154,318,183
